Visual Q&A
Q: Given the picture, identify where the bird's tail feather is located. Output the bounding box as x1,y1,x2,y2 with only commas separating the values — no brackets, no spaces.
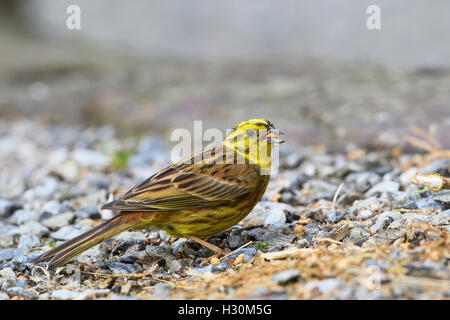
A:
34,215,135,269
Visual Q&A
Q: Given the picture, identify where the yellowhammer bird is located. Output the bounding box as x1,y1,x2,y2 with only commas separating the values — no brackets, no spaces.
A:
35,119,284,268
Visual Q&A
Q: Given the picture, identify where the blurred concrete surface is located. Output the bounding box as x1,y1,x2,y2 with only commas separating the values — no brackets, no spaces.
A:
0,1,449,149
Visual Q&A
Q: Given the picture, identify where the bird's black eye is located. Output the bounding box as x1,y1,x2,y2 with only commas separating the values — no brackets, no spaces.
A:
246,129,255,137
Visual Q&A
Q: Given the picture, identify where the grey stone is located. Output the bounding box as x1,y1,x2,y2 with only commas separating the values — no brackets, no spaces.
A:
365,181,400,197
41,212,75,229
375,229,406,244
305,278,347,294
10,251,42,271
371,211,401,233
415,196,446,211
345,171,381,190
119,251,145,264
51,289,81,300
218,248,257,270
0,267,16,280
0,248,26,262
349,227,371,241
191,265,221,274
0,267,17,290
282,152,304,169
146,245,175,260
24,177,60,200
41,200,67,215
228,234,244,250
108,262,138,274
421,159,449,175
325,209,344,223
72,289,110,300
9,209,42,225
0,292,9,300
264,208,287,226
168,260,183,273
74,205,101,219
349,197,380,216
399,168,418,186
72,149,111,168
433,191,450,205
0,200,22,218
303,179,337,198
357,207,375,220
272,269,301,285
50,225,83,241
244,227,269,241
402,212,429,225
18,234,41,249
151,283,172,298
6,287,38,299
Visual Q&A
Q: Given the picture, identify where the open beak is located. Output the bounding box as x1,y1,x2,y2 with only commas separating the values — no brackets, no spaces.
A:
266,128,285,144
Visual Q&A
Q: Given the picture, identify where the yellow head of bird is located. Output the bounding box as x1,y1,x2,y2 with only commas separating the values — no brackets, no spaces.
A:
222,119,284,168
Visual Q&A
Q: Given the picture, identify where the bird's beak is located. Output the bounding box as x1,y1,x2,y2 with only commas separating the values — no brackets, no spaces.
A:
266,128,285,144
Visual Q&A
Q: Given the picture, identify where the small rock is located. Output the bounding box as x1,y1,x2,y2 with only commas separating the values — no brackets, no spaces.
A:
371,211,400,233
282,153,304,169
415,196,446,211
305,278,347,294
0,267,17,290
41,212,75,229
349,227,371,241
244,227,269,241
72,149,111,168
51,289,80,300
192,265,221,274
9,209,42,225
218,248,256,270
303,179,337,199
432,191,450,205
400,168,418,186
356,207,374,220
325,209,344,223
151,283,172,298
10,251,42,271
272,269,301,285
430,210,450,226
108,262,138,274
0,267,16,280
421,159,449,175
264,208,287,226
50,225,83,241
24,177,59,200
365,181,400,197
119,251,145,264
0,199,22,218
345,171,380,191
168,260,183,273
74,206,101,219
349,197,380,216
0,292,9,300
6,287,38,299
402,212,429,225
0,248,26,262
246,201,294,226
18,234,41,249
375,229,406,244
41,200,67,215
228,233,244,250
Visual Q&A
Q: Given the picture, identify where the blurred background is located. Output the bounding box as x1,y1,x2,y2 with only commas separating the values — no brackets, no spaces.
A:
1,0,449,149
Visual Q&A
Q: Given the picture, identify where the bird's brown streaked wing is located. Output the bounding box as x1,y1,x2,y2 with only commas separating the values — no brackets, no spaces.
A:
101,148,261,211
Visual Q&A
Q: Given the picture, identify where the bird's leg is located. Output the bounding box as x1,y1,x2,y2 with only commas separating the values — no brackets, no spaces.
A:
187,235,225,255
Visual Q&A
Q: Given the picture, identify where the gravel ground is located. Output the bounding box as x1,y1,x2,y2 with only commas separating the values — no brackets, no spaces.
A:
0,120,448,300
